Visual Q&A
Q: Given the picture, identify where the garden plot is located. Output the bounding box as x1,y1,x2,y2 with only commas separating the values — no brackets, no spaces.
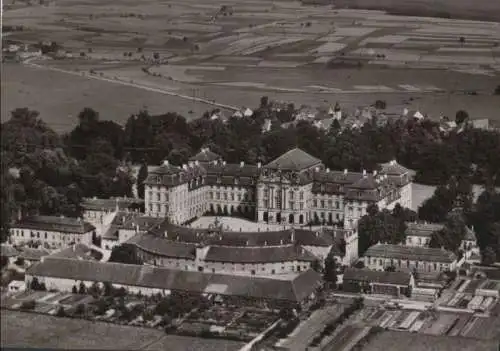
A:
257,61,303,68
422,55,496,66
361,35,409,45
311,42,346,54
420,313,459,335
317,35,345,42
331,27,378,37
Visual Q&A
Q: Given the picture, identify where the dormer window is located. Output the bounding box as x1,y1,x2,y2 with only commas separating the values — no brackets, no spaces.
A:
234,177,239,185
320,185,325,193
217,176,222,184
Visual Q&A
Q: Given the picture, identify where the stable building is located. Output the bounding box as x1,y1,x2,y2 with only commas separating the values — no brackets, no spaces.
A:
342,268,414,297
26,257,323,305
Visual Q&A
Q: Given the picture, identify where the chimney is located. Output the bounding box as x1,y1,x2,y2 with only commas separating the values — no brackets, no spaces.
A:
214,160,218,165
240,161,244,168
195,160,199,166
344,169,348,175
246,240,249,246
257,162,262,168
182,164,187,170
135,224,139,233
326,168,330,173
223,161,227,166
373,170,377,177
363,169,367,177
264,241,267,246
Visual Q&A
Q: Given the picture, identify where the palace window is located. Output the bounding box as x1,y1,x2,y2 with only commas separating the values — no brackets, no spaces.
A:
299,191,304,200
289,191,294,200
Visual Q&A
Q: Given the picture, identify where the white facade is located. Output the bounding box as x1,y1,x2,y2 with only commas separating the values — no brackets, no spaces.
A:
364,254,457,273
9,227,93,249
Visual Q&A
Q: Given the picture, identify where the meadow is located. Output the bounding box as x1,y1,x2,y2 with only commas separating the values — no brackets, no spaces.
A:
2,0,500,129
1,310,245,351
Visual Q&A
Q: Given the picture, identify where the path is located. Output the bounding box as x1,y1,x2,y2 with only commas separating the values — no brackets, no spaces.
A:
23,58,241,112
89,244,111,262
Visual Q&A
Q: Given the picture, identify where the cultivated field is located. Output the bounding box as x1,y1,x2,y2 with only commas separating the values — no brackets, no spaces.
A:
1,310,245,351
2,0,500,129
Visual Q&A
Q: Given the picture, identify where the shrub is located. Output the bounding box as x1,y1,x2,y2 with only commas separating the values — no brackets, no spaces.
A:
20,300,36,310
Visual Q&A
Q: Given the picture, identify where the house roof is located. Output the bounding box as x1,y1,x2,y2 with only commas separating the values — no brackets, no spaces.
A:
189,148,221,163
343,268,412,286
48,244,96,261
12,216,95,234
264,148,322,171
19,248,50,261
464,226,477,241
405,222,445,237
203,244,318,264
379,160,411,176
1,244,20,257
81,197,143,212
127,234,196,259
156,223,339,248
364,243,457,263
27,258,322,302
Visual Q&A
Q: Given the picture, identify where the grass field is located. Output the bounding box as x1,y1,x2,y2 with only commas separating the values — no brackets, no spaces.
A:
329,0,500,22
1,310,245,351
2,0,500,130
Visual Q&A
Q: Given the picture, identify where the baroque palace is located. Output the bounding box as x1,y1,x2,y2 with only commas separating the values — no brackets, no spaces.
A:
144,147,412,229
142,148,413,268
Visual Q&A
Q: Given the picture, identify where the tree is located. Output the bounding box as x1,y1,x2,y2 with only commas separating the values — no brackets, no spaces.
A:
56,306,66,317
494,85,500,95
482,246,497,265
459,36,466,46
311,259,322,273
75,303,86,315
103,281,114,296
374,100,386,110
109,244,142,265
78,282,86,294
455,110,469,125
323,252,338,286
429,212,467,252
72,285,78,294
137,162,148,199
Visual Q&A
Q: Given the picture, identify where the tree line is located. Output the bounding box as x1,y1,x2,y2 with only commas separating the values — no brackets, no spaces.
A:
1,99,499,246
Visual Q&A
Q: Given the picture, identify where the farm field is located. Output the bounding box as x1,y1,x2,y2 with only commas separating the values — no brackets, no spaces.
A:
3,0,500,130
0,310,245,351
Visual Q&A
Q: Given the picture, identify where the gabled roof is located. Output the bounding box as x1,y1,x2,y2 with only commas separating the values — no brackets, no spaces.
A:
1,244,20,257
48,244,96,261
379,160,411,176
27,258,322,302
203,244,317,263
13,216,95,234
405,222,445,237
265,148,322,171
364,243,457,263
81,197,143,212
19,248,50,261
343,268,412,286
127,234,196,260
189,148,221,163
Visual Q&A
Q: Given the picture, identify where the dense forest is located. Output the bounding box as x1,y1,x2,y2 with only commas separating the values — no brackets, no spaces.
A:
1,99,499,261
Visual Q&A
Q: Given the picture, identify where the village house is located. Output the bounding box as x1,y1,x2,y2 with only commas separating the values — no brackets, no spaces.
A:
9,216,96,249
81,197,143,234
342,268,414,298
363,243,459,273
404,222,479,259
26,257,322,305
